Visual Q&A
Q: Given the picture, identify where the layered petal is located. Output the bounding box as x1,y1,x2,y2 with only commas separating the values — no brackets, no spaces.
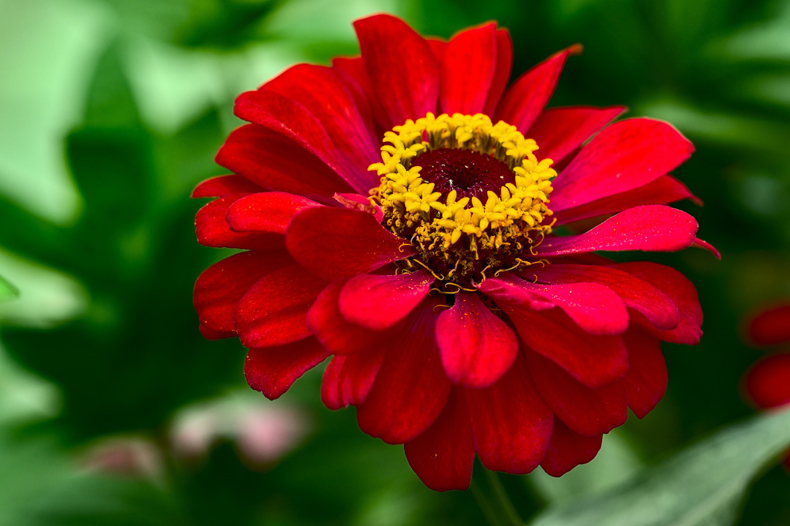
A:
234,89,338,165
527,350,628,436
506,308,628,389
554,174,700,226
479,273,629,335
331,56,392,131
465,356,554,474
226,192,321,234
286,207,415,281
494,45,581,133
482,29,513,116
535,205,698,257
528,264,679,331
339,271,434,330
307,279,394,355
616,261,702,344
195,195,284,250
262,64,380,192
404,390,475,491
357,299,451,444
743,353,790,409
439,23,497,115
235,265,327,348
354,14,438,123
540,420,602,477
622,328,667,418
528,106,625,165
216,124,353,199
194,250,293,334
551,118,694,211
435,291,518,388
245,337,330,400
191,175,263,198
322,348,388,410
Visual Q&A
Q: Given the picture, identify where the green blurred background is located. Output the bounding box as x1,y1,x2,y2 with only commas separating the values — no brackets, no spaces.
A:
1,0,789,524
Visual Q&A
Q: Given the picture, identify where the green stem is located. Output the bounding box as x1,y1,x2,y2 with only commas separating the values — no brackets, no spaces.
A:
485,469,523,526
471,479,505,526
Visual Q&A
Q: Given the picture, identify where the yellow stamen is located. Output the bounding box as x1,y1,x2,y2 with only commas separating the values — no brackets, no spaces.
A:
372,112,557,286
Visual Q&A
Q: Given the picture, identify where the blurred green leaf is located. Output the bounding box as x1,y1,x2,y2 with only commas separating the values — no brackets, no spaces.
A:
529,430,642,506
0,430,182,526
0,275,16,300
531,408,790,526
0,0,112,223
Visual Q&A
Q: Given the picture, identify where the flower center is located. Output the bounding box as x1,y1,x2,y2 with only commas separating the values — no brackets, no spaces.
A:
411,148,515,202
369,113,556,289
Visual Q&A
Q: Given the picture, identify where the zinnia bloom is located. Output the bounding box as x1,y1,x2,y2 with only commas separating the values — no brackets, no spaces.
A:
193,14,716,490
741,301,790,471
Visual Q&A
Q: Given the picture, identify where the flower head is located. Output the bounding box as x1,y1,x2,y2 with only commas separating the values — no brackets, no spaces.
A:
193,14,716,490
741,301,790,471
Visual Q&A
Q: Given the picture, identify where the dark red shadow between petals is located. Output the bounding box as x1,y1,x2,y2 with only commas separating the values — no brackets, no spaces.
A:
286,207,415,281
527,350,628,437
357,299,451,444
405,389,475,491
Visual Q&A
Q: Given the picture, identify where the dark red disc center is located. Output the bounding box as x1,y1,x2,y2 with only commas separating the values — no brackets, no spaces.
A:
410,148,515,202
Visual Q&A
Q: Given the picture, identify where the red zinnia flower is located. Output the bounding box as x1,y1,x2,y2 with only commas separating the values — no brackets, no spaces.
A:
741,301,790,471
193,14,717,491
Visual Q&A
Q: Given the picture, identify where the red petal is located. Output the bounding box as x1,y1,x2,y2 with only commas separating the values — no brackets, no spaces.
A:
465,355,554,474
747,302,790,347
262,64,380,193
354,14,438,123
339,271,434,330
245,337,329,400
235,265,327,348
226,192,320,234
199,325,235,340
528,264,679,331
405,389,475,491
494,45,581,133
427,37,447,64
482,29,513,116
194,250,293,334
216,124,352,199
505,307,628,389
743,352,790,409
234,89,337,162
286,207,415,281
357,299,452,444
332,56,392,132
307,278,394,355
536,205,699,257
527,350,628,436
692,237,721,259
551,118,694,211
435,291,518,388
616,261,702,345
196,195,284,250
439,23,497,115
622,329,667,418
528,106,625,165
321,348,387,410
333,193,384,222
479,273,629,336
554,174,701,225
540,420,602,477
192,175,263,198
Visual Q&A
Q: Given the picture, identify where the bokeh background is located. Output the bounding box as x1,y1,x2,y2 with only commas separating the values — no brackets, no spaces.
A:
1,0,790,524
